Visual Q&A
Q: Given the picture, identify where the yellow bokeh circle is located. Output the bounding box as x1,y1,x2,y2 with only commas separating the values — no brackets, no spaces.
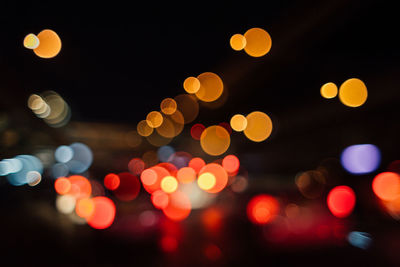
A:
320,82,338,99
23,34,40,49
197,172,216,191
230,114,248,132
230,34,247,51
137,120,154,137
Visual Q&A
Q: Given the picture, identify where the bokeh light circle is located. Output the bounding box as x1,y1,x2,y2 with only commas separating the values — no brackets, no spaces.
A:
113,172,141,201
55,145,74,163
162,191,191,221
160,98,177,115
87,197,116,229
230,114,247,132
191,123,205,140
338,78,368,107
372,172,400,201
161,176,179,194
243,28,272,57
197,172,216,191
320,82,338,99
200,125,230,156
327,185,356,218
177,167,196,184
195,72,224,102
183,77,201,94
104,173,120,190
23,33,40,49
146,111,163,128
247,194,279,224
198,163,228,193
137,120,154,137
244,111,273,142
341,144,381,174
230,34,247,51
33,29,62,58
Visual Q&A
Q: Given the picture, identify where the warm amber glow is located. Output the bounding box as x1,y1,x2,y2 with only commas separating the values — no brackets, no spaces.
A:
200,125,230,156
243,28,272,57
195,72,224,102
230,114,247,132
320,82,338,99
197,172,216,191
146,111,163,128
230,34,246,51
339,78,368,107
244,111,273,142
161,176,178,193
75,198,95,219
137,120,154,137
174,94,199,124
160,98,177,115
177,167,196,184
33,29,62,58
198,163,228,193
183,76,201,94
156,110,184,138
23,33,40,49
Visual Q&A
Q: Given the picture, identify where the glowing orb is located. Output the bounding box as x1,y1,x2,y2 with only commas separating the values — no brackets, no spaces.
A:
327,185,356,218
244,111,273,142
162,190,191,221
146,111,163,128
243,28,272,57
183,76,201,94
320,82,338,99
174,94,199,124
222,154,240,173
55,145,73,163
87,197,116,229
372,172,400,201
188,157,206,174
151,190,169,209
195,72,224,102
68,175,92,199
104,173,120,190
75,198,95,219
191,123,205,140
341,144,381,174
339,78,368,107
23,33,40,49
200,125,230,156
230,34,246,51
198,163,228,193
33,29,62,58
160,98,177,115
113,172,141,201
247,194,279,224
197,172,216,191
137,120,154,137
161,176,178,193
54,177,71,195
230,114,247,132
177,167,196,184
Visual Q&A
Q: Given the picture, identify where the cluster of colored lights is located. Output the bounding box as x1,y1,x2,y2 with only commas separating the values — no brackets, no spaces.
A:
54,175,116,229
320,78,368,107
23,29,61,58
1,20,397,260
27,91,71,128
230,27,272,57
